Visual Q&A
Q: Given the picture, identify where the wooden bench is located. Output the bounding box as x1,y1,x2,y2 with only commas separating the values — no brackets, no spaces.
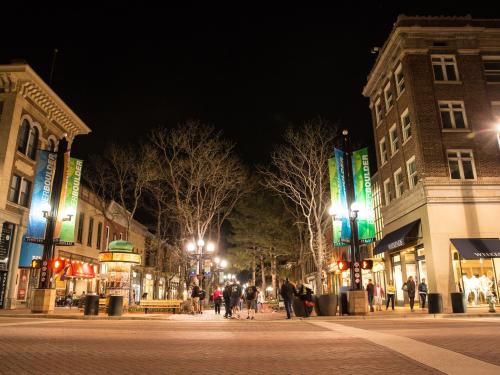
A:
138,300,183,314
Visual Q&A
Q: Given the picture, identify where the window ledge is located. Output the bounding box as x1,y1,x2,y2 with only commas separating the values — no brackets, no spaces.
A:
434,81,462,85
391,149,400,158
380,161,388,168
396,89,406,101
15,151,37,164
402,136,413,146
442,128,471,133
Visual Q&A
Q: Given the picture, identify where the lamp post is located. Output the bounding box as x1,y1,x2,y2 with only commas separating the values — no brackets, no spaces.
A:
186,238,215,290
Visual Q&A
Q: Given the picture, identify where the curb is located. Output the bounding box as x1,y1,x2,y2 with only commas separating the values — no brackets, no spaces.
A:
0,314,170,320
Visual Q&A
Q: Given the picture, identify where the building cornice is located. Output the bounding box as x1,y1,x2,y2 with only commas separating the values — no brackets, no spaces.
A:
0,64,91,139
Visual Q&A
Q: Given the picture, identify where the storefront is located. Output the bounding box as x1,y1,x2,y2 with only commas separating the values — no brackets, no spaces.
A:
143,273,154,300
131,270,142,303
450,238,500,307
374,220,425,306
53,257,97,302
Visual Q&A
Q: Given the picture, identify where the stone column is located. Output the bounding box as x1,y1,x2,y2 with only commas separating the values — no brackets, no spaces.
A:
4,222,26,309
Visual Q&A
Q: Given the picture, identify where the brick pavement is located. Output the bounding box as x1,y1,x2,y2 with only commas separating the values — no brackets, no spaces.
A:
0,318,442,374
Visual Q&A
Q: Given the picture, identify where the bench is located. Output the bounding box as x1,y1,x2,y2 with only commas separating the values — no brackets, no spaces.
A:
138,300,183,314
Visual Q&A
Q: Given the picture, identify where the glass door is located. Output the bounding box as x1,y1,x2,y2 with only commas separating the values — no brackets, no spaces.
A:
394,265,404,302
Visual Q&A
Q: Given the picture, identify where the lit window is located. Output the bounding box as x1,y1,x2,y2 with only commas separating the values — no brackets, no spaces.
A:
383,178,392,206
379,137,388,165
375,98,383,124
406,156,418,189
439,101,467,129
483,57,500,83
389,124,399,155
432,55,459,82
394,63,405,96
447,150,476,180
384,82,394,111
394,168,405,198
401,108,412,142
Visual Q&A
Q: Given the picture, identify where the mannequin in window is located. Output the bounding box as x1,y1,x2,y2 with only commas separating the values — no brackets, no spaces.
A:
479,274,492,304
470,274,480,305
462,274,471,305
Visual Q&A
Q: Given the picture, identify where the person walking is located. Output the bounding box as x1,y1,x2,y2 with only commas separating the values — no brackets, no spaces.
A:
230,281,242,319
280,278,296,319
404,276,416,312
297,283,314,318
223,281,232,318
198,288,206,314
244,283,258,320
374,282,385,311
191,281,200,315
212,288,223,315
257,287,265,313
418,278,428,309
366,279,375,312
386,281,396,310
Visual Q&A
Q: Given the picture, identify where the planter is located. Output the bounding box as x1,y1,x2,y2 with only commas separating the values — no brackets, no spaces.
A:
293,297,306,317
315,294,338,316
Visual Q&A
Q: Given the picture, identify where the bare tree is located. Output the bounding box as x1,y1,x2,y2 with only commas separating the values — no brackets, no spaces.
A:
261,120,338,294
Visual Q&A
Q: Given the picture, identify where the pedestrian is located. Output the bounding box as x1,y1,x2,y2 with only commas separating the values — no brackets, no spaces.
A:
191,281,200,315
65,292,73,309
418,278,428,309
403,276,416,311
212,287,223,314
366,279,375,312
257,287,265,313
223,281,232,318
386,281,396,310
230,281,242,319
244,282,258,320
198,288,206,314
374,282,385,311
297,283,314,318
280,278,296,319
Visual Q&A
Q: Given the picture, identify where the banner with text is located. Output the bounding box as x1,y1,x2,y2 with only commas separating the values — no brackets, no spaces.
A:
351,147,375,243
328,149,351,244
19,150,57,267
59,158,83,244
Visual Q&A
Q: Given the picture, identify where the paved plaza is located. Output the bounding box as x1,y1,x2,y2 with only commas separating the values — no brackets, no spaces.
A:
0,310,499,374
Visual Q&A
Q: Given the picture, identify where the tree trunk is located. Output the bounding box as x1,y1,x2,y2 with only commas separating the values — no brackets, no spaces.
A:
260,256,266,293
271,256,277,299
251,256,256,286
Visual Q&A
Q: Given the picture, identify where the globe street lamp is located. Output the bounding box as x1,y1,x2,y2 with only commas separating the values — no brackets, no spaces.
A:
186,239,216,290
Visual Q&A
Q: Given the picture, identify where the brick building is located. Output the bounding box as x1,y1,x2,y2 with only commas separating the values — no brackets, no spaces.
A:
364,16,500,309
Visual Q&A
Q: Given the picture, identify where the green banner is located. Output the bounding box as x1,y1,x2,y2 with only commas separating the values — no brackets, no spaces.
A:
59,158,83,244
351,148,375,243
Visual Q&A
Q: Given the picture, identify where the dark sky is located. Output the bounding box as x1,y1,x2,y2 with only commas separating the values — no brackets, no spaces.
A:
2,4,497,167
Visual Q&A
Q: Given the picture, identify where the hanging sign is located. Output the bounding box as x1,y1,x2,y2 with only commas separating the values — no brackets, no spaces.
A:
59,158,83,244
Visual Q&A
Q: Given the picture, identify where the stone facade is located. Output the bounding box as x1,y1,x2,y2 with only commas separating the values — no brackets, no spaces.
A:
363,16,500,309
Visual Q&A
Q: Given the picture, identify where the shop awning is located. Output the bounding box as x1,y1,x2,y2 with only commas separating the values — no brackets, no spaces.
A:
373,220,420,255
451,238,500,259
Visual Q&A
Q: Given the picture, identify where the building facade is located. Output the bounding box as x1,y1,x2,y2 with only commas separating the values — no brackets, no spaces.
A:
364,16,500,309
0,63,91,309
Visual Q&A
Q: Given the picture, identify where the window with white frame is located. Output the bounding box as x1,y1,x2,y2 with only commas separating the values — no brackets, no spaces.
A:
17,119,39,160
384,82,394,111
406,156,418,189
379,137,388,165
401,108,412,142
375,98,383,124
394,63,405,96
432,55,459,82
447,150,476,180
8,174,32,207
383,178,392,206
389,124,399,155
483,57,500,83
439,101,467,129
394,168,405,198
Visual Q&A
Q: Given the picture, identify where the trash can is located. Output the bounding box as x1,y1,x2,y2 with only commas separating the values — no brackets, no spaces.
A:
427,293,443,314
293,296,306,317
108,295,124,316
339,292,349,315
83,294,99,316
450,292,467,313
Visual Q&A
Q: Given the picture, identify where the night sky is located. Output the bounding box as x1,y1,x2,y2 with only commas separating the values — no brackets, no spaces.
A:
2,4,497,167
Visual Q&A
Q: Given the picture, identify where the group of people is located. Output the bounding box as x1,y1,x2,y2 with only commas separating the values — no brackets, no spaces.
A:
280,278,314,319
190,280,207,314
366,276,428,312
210,280,265,319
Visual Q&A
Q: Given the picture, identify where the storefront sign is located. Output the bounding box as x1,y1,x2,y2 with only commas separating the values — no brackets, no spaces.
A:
351,147,375,243
59,158,83,244
19,151,57,267
99,252,141,264
388,239,404,250
328,149,351,244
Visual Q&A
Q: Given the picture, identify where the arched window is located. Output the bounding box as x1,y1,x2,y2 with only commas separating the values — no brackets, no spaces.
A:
48,138,57,152
26,126,39,159
17,119,30,153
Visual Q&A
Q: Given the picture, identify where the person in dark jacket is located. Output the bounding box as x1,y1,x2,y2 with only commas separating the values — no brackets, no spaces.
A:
280,278,296,319
297,283,314,318
366,279,375,312
404,276,416,311
222,281,232,318
418,278,428,309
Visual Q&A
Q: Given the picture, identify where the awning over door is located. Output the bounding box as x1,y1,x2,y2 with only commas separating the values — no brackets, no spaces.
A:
451,238,500,259
373,220,420,255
